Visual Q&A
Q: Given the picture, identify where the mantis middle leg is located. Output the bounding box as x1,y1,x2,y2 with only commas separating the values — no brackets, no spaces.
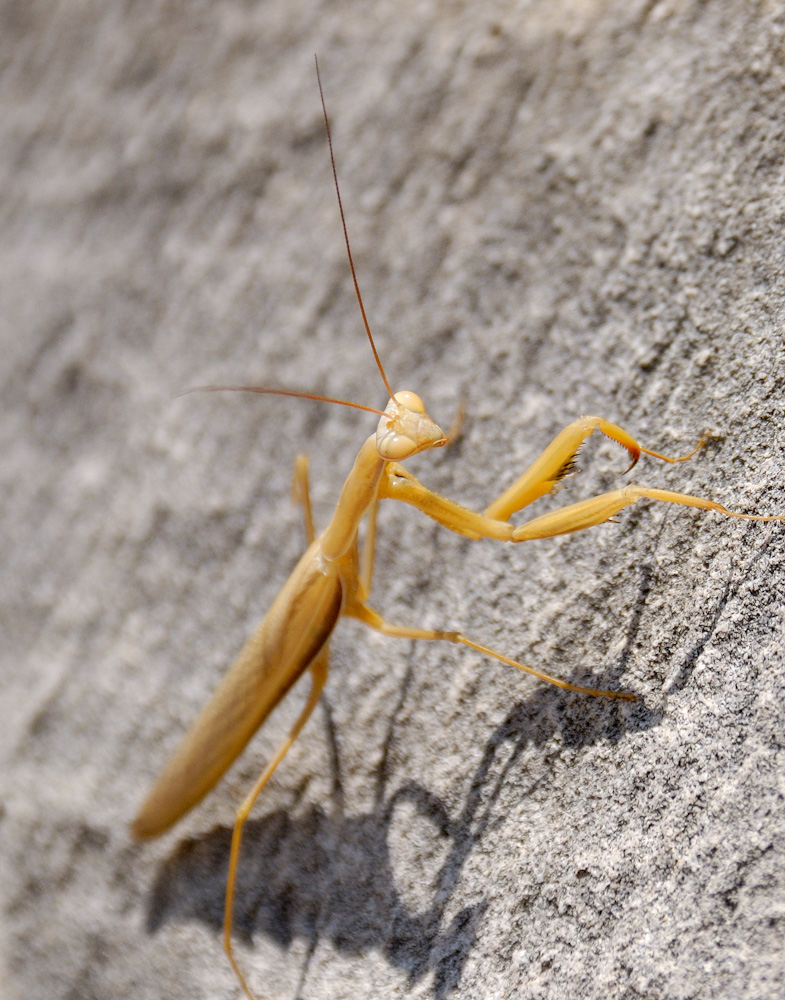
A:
345,601,635,699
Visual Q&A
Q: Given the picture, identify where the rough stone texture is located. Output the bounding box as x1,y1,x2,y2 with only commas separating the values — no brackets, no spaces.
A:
2,2,785,998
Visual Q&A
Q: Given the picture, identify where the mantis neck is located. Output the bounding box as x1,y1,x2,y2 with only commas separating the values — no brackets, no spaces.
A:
320,434,385,561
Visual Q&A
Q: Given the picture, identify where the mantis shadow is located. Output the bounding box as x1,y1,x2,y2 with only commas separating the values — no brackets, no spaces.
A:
143,668,660,998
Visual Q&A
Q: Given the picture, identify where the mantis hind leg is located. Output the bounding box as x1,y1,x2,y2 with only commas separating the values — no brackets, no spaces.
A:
223,652,329,1000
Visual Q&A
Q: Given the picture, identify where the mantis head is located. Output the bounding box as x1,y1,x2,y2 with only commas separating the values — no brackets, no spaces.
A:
376,390,447,460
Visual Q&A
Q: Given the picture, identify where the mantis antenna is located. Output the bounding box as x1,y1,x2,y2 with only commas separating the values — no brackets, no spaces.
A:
314,53,395,401
179,58,396,419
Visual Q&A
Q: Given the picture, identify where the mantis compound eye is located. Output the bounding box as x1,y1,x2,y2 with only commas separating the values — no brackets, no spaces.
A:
376,429,418,460
393,390,425,413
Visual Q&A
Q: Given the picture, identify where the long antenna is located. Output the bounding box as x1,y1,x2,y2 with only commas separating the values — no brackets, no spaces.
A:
178,384,386,417
315,55,395,400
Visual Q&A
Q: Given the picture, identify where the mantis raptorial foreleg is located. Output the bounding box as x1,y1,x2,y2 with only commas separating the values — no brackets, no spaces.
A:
383,463,779,543
380,415,777,544
482,414,706,522
509,485,768,540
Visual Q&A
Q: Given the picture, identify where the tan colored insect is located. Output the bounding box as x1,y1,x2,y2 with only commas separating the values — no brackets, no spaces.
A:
132,60,784,1000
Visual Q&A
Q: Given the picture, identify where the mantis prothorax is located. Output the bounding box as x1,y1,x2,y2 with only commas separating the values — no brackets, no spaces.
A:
131,59,785,1000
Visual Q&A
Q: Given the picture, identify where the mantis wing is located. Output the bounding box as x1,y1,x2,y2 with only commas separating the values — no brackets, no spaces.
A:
132,543,344,839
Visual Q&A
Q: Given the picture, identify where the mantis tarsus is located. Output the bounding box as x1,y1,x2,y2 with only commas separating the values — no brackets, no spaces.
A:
131,59,784,1000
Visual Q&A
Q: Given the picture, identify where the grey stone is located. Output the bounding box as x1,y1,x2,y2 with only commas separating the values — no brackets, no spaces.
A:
2,2,785,998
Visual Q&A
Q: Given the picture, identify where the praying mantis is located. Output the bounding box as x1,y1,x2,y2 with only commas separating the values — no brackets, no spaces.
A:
131,60,785,1000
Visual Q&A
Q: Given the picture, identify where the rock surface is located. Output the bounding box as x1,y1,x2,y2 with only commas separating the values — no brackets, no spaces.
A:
2,2,785,998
